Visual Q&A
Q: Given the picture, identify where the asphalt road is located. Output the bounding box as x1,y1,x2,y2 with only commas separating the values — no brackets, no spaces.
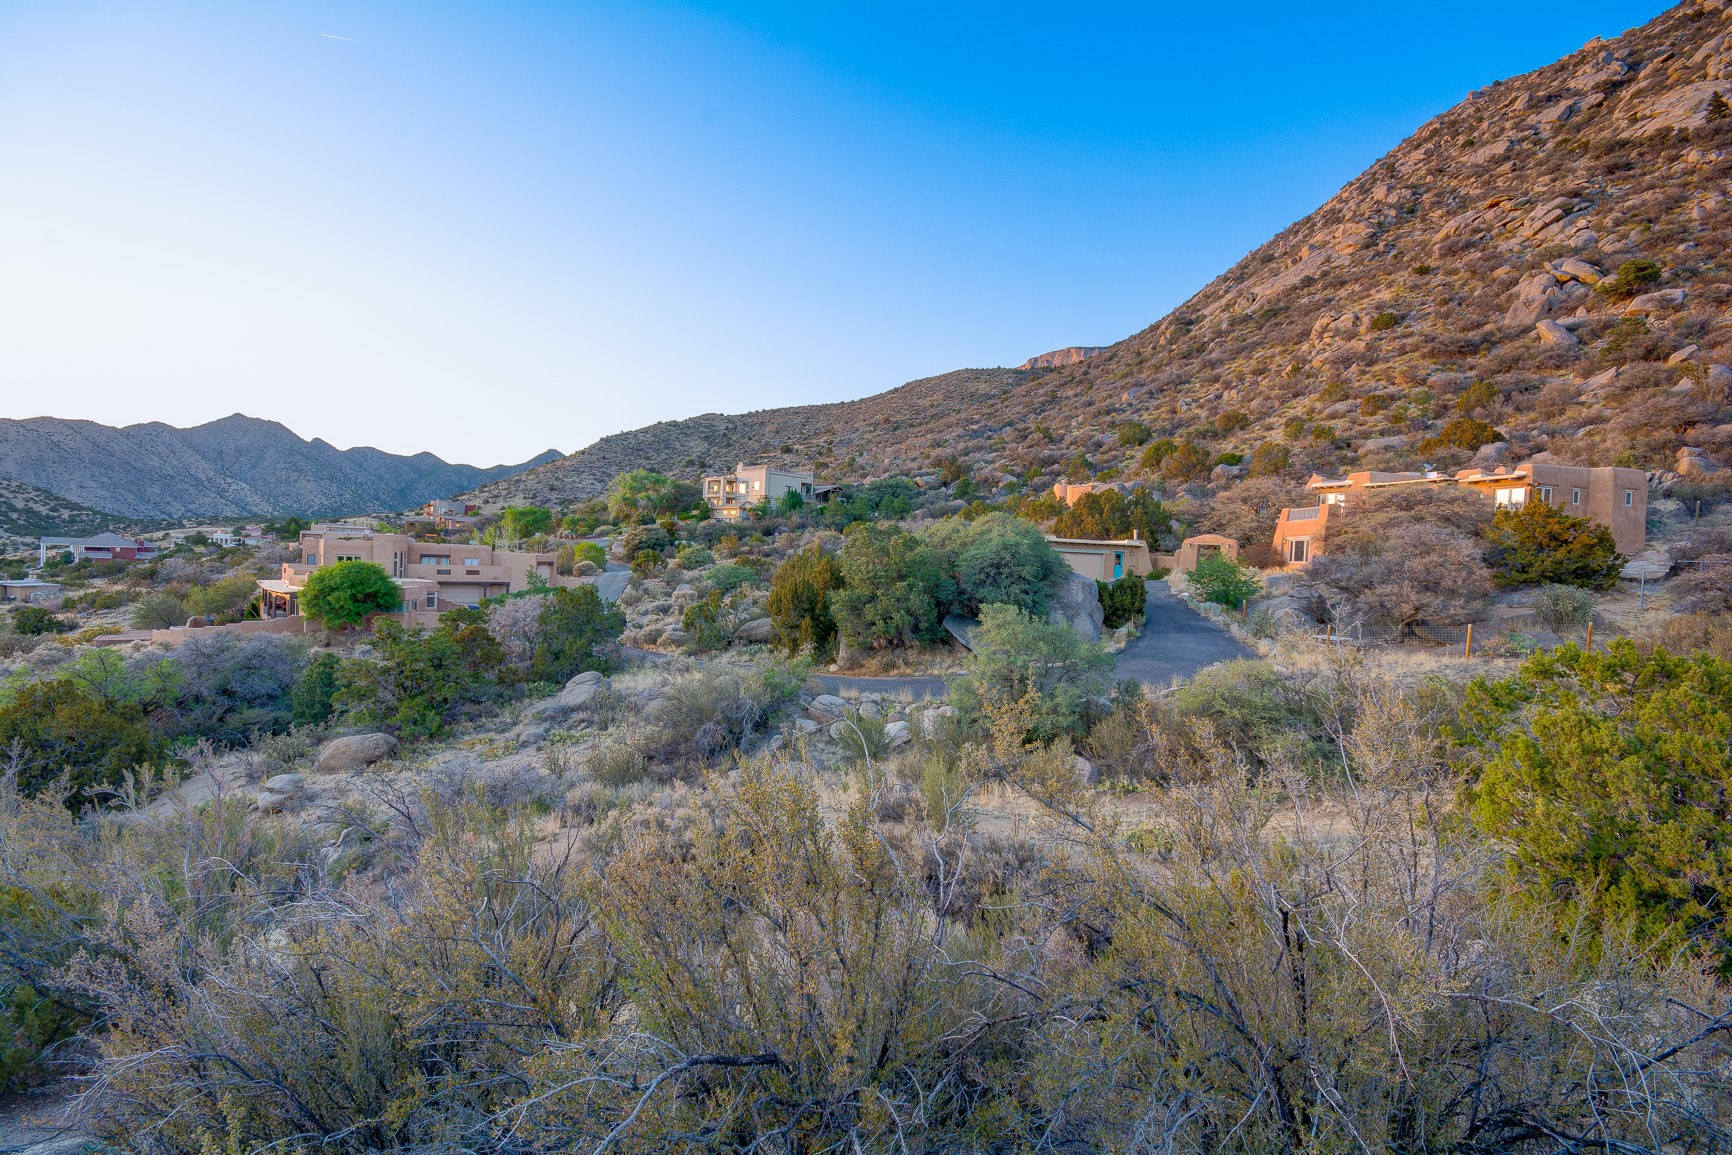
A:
1113,582,1254,690
810,581,1250,699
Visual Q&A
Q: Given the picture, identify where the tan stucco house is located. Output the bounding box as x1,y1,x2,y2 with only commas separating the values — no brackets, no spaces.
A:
703,464,817,520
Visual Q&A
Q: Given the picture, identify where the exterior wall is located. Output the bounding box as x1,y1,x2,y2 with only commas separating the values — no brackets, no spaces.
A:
1456,464,1648,555
1272,504,1331,567
703,464,816,518
1170,534,1240,573
1046,537,1154,582
1052,481,1118,507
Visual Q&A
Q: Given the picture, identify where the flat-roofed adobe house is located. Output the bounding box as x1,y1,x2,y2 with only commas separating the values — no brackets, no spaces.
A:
256,522,568,629
1270,461,1648,567
1047,532,1239,581
38,533,159,566
1051,480,1126,507
703,463,816,520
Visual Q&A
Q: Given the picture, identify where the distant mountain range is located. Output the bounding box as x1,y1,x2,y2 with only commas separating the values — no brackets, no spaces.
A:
0,414,561,520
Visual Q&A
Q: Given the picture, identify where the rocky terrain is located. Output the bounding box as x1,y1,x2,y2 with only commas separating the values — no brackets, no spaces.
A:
471,1,1732,511
0,414,560,520
0,478,130,552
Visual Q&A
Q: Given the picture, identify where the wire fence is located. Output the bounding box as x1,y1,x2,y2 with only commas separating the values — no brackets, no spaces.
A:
1224,601,1628,659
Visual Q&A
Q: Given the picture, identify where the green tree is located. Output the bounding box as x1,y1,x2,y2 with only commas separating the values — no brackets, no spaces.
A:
290,651,342,726
607,470,701,524
499,506,553,542
1484,498,1623,589
1188,553,1259,610
1595,258,1662,301
1098,574,1147,628
1115,421,1152,447
300,561,400,633
778,489,805,514
765,544,843,656
949,604,1115,741
0,679,162,801
830,524,953,649
1139,438,1178,471
335,616,504,738
1462,641,1732,967
927,512,1069,616
1051,489,1171,545
528,584,624,683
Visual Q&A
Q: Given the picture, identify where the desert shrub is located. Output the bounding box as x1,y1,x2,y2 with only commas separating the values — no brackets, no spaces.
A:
335,615,505,739
627,666,799,771
1658,611,1732,661
1594,257,1662,300
1098,574,1147,628
1484,498,1622,589
765,544,843,656
131,592,188,630
158,632,306,742
1305,524,1493,636
1367,311,1399,332
1532,583,1596,630
0,679,163,801
1419,417,1505,453
1671,555,1732,614
949,604,1115,741
673,544,714,569
1215,408,1250,432
1248,440,1291,477
10,606,68,636
631,549,664,577
556,540,607,574
680,589,754,651
1169,659,1333,775
608,470,701,523
1160,440,1212,482
704,561,757,593
1138,437,1179,471
925,512,1070,617
1462,641,1732,967
1454,379,1498,412
1187,553,1258,610
1115,420,1151,446
618,523,673,558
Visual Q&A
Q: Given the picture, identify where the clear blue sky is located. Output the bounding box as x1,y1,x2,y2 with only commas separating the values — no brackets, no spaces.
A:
0,1,1670,465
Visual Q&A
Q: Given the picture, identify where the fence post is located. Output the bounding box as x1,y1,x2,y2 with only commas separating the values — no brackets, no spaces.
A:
1241,601,1248,621
1463,623,1473,660
1584,621,1593,652
1325,622,1332,648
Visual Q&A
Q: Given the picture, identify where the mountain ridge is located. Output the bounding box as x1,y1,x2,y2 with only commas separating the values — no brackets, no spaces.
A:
0,413,560,520
467,0,1732,512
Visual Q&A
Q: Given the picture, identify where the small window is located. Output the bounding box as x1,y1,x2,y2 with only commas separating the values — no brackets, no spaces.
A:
1624,490,1634,507
464,558,480,567
1536,486,1553,503
425,592,437,610
1571,488,1582,505
1289,538,1309,564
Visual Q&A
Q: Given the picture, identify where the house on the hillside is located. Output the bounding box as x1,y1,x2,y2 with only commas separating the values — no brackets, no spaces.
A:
0,579,63,604
1051,480,1126,507
256,522,568,628
1270,461,1648,566
1048,532,1239,580
37,533,159,566
703,464,817,520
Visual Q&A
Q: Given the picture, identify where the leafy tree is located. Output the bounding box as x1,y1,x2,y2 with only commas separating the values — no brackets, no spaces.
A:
926,513,1069,617
10,607,69,636
1462,641,1732,968
830,525,953,649
1098,574,1147,628
617,524,672,558
0,679,162,801
556,540,607,575
607,471,701,524
1051,488,1171,546
952,476,978,501
1484,498,1623,589
765,545,843,656
527,584,624,683
949,604,1115,741
631,550,664,578
1188,553,1259,610
778,490,805,514
300,561,399,632
1419,417,1505,453
499,506,553,542
291,651,342,726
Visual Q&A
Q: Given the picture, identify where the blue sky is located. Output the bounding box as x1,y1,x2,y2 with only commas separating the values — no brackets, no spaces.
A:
0,1,1670,464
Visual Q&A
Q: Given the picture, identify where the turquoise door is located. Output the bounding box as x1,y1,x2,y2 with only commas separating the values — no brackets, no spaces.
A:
1113,551,1124,579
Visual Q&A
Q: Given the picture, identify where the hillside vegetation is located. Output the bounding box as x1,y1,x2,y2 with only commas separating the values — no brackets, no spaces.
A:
472,1,1732,509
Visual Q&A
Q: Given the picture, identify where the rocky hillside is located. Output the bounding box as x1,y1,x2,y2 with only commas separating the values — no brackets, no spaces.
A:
470,1,1732,512
0,414,561,519
0,478,129,552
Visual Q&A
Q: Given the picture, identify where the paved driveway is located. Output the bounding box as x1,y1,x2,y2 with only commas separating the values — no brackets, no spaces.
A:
1114,582,1253,690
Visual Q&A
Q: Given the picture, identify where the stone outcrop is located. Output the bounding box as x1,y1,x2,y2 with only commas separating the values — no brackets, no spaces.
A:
315,733,399,775
1047,571,1105,643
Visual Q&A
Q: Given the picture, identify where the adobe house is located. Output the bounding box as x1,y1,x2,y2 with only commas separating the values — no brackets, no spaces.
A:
1051,480,1125,507
703,463,817,520
1047,532,1237,580
257,522,566,629
1271,461,1648,566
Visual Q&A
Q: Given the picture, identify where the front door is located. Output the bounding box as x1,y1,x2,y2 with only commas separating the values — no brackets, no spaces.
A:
1113,551,1123,579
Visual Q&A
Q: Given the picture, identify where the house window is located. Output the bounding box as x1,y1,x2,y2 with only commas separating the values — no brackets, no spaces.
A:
1289,538,1309,564
464,558,480,567
1536,486,1553,503
1571,488,1582,505
425,592,437,610
1624,489,1635,507
1494,487,1526,508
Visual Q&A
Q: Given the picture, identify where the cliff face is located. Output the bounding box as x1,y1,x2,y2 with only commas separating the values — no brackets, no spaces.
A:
0,414,560,519
473,1,1732,510
1018,347,1106,370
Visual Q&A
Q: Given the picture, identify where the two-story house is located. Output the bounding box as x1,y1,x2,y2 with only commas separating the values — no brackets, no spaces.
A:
702,463,817,520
